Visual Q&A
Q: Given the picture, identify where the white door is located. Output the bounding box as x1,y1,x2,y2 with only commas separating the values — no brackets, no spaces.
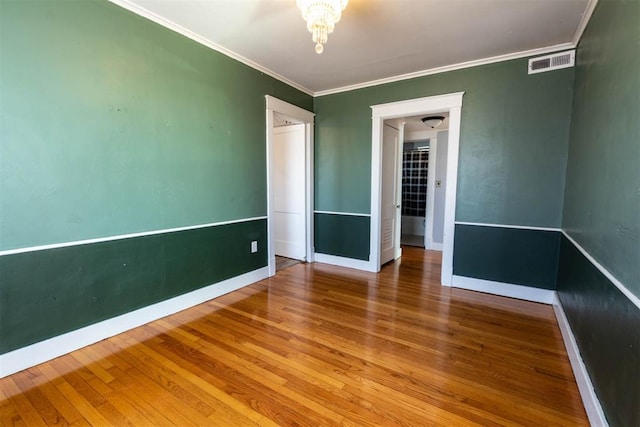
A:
272,124,306,260
380,123,400,265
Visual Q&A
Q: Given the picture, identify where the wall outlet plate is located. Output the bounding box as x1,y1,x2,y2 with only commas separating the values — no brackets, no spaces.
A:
251,241,258,253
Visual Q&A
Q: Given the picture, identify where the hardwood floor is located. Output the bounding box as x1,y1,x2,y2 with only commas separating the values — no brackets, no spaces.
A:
275,256,301,272
0,247,588,426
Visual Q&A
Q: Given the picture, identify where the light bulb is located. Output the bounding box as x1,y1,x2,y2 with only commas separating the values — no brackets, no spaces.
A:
315,43,324,54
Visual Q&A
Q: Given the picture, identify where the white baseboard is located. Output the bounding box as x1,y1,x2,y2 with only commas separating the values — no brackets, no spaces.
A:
428,242,443,251
451,275,556,304
0,267,269,378
314,253,377,272
553,299,608,426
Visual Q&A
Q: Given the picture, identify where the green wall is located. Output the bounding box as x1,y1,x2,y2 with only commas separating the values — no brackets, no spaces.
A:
314,213,370,260
0,219,267,354
0,0,312,251
314,58,574,226
454,225,560,289
561,0,640,296
557,1,640,425
557,236,639,426
0,0,311,354
313,57,574,259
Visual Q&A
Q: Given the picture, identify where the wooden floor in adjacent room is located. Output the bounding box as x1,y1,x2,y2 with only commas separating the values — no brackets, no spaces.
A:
0,247,588,426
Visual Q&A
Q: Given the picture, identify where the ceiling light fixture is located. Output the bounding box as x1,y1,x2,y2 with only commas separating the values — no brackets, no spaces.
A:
421,116,445,129
297,0,348,54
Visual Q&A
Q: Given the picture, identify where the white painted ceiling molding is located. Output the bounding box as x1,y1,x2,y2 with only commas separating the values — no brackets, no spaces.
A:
111,0,596,97
314,43,576,97
573,0,599,46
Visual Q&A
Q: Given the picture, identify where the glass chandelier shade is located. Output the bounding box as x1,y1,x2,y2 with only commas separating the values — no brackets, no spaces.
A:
296,0,349,54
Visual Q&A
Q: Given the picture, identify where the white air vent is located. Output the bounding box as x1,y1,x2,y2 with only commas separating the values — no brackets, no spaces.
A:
528,50,575,74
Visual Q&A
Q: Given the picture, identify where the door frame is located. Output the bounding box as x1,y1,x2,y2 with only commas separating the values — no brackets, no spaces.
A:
265,95,315,276
424,136,438,250
370,92,464,285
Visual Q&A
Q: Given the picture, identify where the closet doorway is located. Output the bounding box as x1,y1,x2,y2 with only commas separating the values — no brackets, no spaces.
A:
265,96,315,276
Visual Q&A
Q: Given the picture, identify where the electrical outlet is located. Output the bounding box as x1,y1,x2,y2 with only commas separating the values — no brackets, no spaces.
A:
251,241,258,253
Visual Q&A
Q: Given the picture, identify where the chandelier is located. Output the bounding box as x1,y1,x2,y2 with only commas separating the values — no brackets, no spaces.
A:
296,0,349,54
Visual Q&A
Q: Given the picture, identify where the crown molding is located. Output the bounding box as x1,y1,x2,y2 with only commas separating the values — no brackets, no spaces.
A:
107,0,314,96
573,0,599,46
314,43,575,97
109,0,593,99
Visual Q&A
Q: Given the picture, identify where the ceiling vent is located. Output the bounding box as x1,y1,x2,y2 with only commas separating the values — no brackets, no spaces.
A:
528,50,575,74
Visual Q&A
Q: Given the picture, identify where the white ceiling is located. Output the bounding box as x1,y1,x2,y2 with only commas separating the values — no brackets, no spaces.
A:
116,0,595,95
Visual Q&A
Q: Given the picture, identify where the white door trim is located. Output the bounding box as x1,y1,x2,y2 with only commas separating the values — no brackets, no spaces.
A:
265,96,315,276
395,122,405,260
424,136,437,250
370,92,464,285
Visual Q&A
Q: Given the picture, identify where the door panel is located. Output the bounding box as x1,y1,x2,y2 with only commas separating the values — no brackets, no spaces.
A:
380,124,400,265
273,124,306,260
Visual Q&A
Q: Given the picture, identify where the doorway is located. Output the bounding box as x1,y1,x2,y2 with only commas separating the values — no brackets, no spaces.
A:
369,92,464,286
272,123,306,270
400,138,430,248
265,96,315,276
399,115,450,251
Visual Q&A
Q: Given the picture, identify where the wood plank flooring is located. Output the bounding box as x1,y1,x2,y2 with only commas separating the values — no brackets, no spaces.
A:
275,256,301,272
0,247,588,426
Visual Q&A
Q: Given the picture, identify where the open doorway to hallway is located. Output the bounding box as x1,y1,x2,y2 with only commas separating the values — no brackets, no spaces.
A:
370,92,464,285
400,113,450,251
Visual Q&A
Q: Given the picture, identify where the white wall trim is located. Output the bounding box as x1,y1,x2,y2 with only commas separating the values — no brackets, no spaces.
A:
107,0,314,96
265,96,315,123
573,0,599,46
314,210,371,217
0,266,269,378
429,242,443,251
451,275,556,304
0,216,268,257
455,221,562,233
314,253,377,272
394,123,405,261
561,231,640,310
370,93,465,118
424,136,437,250
306,118,316,264
315,43,574,97
553,298,609,426
266,96,315,275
